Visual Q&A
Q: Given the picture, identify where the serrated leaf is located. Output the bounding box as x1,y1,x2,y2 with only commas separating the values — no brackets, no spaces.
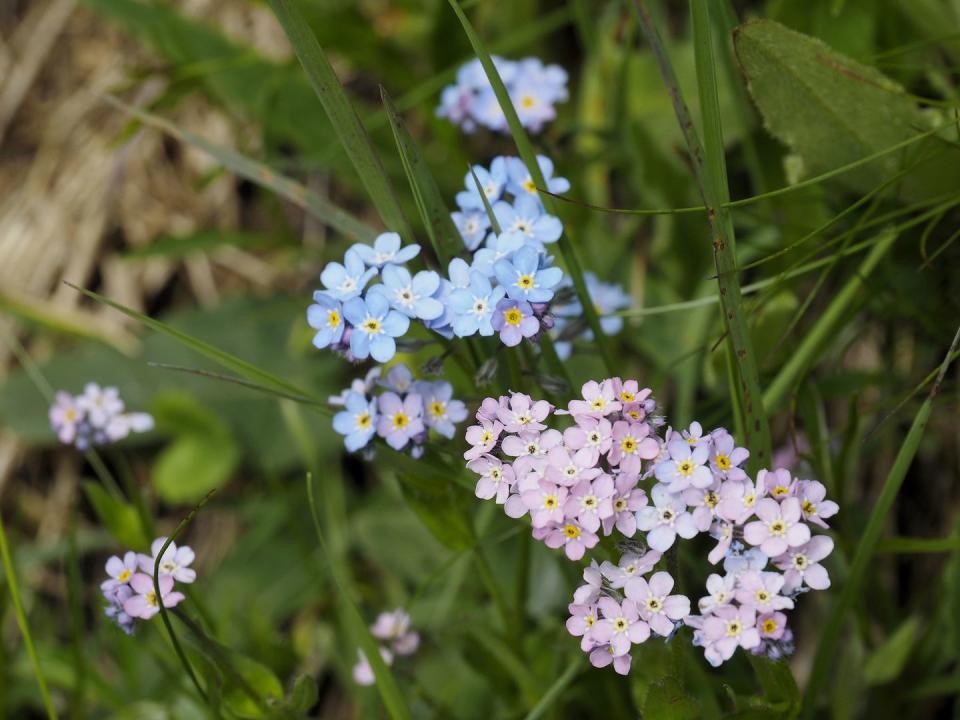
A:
643,676,700,720
863,616,920,685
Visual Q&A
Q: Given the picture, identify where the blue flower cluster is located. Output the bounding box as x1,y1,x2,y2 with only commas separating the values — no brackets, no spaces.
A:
551,272,632,359
437,57,568,134
332,364,467,457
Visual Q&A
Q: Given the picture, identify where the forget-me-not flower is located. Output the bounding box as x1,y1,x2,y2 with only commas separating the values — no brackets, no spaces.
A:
450,270,507,337
455,158,507,210
333,391,378,452
506,155,571,201
472,230,525,277
494,245,563,303
493,195,563,248
342,290,410,362
350,232,420,269
452,209,491,251
320,248,377,301
307,292,345,349
377,266,444,321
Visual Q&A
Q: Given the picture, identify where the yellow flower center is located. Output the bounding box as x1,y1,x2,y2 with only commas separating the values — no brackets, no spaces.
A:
627,410,641,420
563,524,580,539
544,495,558,509
620,390,635,402
516,274,535,290
802,499,816,515
715,454,731,471
774,485,790,498
762,618,778,635
430,401,446,418
65,407,76,422
793,554,808,570
356,412,372,430
726,620,742,637
481,430,493,444
769,520,786,536
520,95,536,109
146,591,159,607
705,491,719,508
743,493,757,508
118,569,132,583
362,318,382,334
613,617,627,631
327,309,341,328
678,460,694,476
621,437,637,454
590,397,606,410
391,412,409,430
585,614,595,627
756,590,770,603
522,178,537,194
614,498,627,512
646,597,662,612
504,308,523,326
687,437,697,444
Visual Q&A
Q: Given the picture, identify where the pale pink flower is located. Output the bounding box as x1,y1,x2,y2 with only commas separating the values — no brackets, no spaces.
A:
636,484,698,552
757,611,787,641
495,392,552,432
590,597,650,656
600,550,661,589
608,421,659,476
122,573,185,619
796,480,839,528
566,603,600,650
573,561,603,604
544,445,601,487
683,485,722,532
735,571,795,613
774,535,834,592
709,429,749,482
608,378,651,406
700,605,760,667
49,391,84,444
521,478,568,528
370,609,419,656
544,520,598,560
743,498,810,557
469,456,515,503
476,396,506,422
101,551,138,592
589,644,632,674
464,419,503,460
602,474,647,536
566,380,621,418
697,573,737,614
138,537,196,584
679,421,709,448
723,548,769,579
562,417,613,464
707,520,735,564
563,475,615,532
760,468,796,500
717,475,764,524
352,647,393,686
654,439,712,492
624,571,690,637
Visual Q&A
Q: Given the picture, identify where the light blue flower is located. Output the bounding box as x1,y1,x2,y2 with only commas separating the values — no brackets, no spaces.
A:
493,195,563,249
472,229,525,277
586,272,631,335
306,292,345,349
505,155,571,201
452,209,491,251
350,232,420,269
332,391,377,452
425,278,455,338
455,157,507,210
494,245,563,303
413,380,468,439
376,266,444,321
447,257,472,290
449,270,507,337
342,290,410,363
508,80,557,133
320,248,377,301
514,58,568,104
380,363,415,394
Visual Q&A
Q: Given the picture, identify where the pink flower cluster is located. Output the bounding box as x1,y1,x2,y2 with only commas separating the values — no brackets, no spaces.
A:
463,378,839,670
352,609,420,686
100,537,195,634
464,379,660,560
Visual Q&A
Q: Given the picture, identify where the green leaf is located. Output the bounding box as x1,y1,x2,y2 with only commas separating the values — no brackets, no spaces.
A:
380,85,461,265
82,482,148,549
288,674,318,713
748,657,800,716
863,616,920,685
222,654,283,719
153,434,239,504
733,19,960,200
643,676,701,720
267,0,411,237
396,472,474,552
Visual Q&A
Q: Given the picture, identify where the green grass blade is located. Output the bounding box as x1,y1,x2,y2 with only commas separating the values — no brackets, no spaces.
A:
305,474,411,720
762,228,897,412
446,0,615,375
267,0,411,238
0,515,57,720
522,656,583,720
380,85,462,265
65,283,323,406
800,324,960,717
103,96,377,242
634,0,771,467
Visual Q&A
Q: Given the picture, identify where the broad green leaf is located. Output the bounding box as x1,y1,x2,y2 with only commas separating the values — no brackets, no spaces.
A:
381,86,462,265
643,676,701,720
222,654,283,719
748,657,800,716
734,19,960,200
153,432,239,504
863,616,920,685
288,674,318,713
82,482,148,549
268,0,411,238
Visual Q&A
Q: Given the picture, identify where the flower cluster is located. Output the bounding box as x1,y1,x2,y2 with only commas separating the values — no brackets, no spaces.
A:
352,609,419,686
464,379,838,671
100,537,196,635
437,57,568,134
49,383,154,450
332,364,467,457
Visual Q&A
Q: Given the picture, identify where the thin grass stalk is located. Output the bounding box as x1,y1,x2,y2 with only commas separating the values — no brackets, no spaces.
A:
66,514,86,720
0,513,57,719
447,0,616,375
800,324,960,717
522,655,583,720
634,0,772,468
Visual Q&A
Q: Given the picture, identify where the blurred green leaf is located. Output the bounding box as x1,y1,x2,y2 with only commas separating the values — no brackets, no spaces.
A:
222,654,283,719
748,657,800,717
863,616,920,685
153,434,239,504
643,676,700,720
82,482,148,549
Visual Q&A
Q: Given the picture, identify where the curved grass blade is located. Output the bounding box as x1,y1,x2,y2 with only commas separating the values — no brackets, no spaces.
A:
267,0,411,239
0,514,57,720
801,324,960,717
103,95,377,242
305,474,411,720
446,0,615,374
522,656,583,720
380,85,461,265
66,283,320,404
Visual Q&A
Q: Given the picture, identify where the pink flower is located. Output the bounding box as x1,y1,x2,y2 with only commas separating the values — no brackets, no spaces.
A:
796,480,839,528
600,550,661,589
495,392,552,432
717,475,764,524
760,468,796,500
469,456,515,503
352,647,393,686
370,608,419,656
138,537,196,584
566,603,601,650
563,475,615,532
476,396,505,422
521,478,568,528
735,571,795,613
602,474,648,536
636,484,698,552
709,429,749,481
743,498,810,557
774,535,834,592
590,597,650,656
608,378,651,406
608,421,659,476
562,417,613,464
544,445,601,487
464,419,503,460
566,380,621,418
544,520,599,560
700,605,760,666
697,573,737,614
589,644,632,674
573,561,603,604
683,485,722,532
502,429,563,466
680,421,708,448
653,439,712,492
757,611,787,641
49,391,84,445
122,573,185,619
707,520,735,564
101,551,138,592
624,571,690,637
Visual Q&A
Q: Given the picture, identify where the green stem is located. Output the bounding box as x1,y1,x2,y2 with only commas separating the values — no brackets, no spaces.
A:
66,514,86,720
0,513,57,720
522,656,583,720
474,546,519,647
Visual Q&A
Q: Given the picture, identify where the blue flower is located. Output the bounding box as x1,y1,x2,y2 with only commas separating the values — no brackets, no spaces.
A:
494,245,563,303
350,232,420,269
332,391,377,452
586,272,631,335
449,270,507,337
425,278,455,338
447,257,472,290
380,363,415,394
377,266,444,320
505,155,570,202
452,209,491,251
455,157,507,210
493,195,562,249
306,292,345,349
413,380,468,439
472,229,525,277
320,248,377,301
342,290,410,362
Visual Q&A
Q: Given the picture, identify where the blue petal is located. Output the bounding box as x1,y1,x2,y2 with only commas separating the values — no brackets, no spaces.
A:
381,264,409,290
412,270,440,296
342,297,367,326
448,288,473,313
381,310,410,337
365,289,389,318
536,266,564,289
493,259,516,289
320,262,346,289
349,329,371,359
369,334,396,363
453,314,479,337
376,232,401,254
333,411,354,435
414,297,444,321
393,244,420,263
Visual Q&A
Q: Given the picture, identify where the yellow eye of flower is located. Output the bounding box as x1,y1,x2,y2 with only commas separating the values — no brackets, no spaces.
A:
516,274,535,289
146,591,159,607
520,95,536,109
118,569,132,583
591,398,606,410
646,598,662,612
563,524,581,539
362,318,382,334
715,454,731,470
391,412,409,430
522,178,536,194
504,308,523,326
620,391,635,402
481,430,492,443
774,485,789,497
802,499,816,515
544,495,558,509
762,619,778,634
705,491,719,508
678,460,694,476
621,437,637,454
430,401,445,418
327,309,341,328
769,520,786,535
726,621,742,637
357,412,372,430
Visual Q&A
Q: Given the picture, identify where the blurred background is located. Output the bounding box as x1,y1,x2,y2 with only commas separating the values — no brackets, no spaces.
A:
1,0,959,718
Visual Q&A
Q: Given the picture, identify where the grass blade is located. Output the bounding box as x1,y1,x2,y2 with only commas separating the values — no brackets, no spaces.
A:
267,0,411,238
103,95,377,242
446,0,615,375
634,0,772,467
380,85,462,265
800,323,960,717
305,474,411,720
0,515,57,719
522,656,583,720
